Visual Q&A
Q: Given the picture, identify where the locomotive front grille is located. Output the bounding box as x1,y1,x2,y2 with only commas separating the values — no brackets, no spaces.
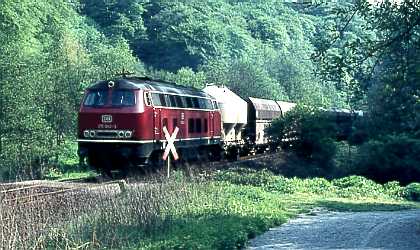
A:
96,130,120,139
83,129,133,139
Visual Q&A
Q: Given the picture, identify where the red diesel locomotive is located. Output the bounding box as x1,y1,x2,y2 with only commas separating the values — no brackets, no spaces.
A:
77,77,222,174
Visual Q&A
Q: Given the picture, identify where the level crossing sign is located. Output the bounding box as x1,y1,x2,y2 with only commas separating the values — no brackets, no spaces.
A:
162,126,179,161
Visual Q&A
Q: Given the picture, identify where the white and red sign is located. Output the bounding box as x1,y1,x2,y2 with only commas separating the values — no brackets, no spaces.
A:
162,126,179,161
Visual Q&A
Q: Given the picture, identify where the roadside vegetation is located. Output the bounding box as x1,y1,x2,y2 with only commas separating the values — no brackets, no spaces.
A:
1,169,418,249
268,105,420,185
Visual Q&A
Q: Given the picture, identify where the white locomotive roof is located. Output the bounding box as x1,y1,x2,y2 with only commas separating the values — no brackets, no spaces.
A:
88,77,212,99
203,85,247,124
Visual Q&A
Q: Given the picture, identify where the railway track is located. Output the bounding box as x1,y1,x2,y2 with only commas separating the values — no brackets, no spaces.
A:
0,180,128,206
0,184,82,205
0,151,279,205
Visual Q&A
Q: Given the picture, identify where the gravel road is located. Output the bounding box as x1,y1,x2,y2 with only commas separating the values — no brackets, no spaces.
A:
248,209,420,250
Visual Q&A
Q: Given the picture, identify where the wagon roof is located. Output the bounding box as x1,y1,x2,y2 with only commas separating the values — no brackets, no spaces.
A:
248,97,281,112
248,97,282,120
87,76,211,98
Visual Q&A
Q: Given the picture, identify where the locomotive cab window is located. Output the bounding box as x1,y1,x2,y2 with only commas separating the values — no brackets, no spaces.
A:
159,94,167,107
186,97,194,108
212,100,219,110
84,90,108,107
205,99,213,109
151,93,161,106
198,98,207,109
192,98,200,109
175,96,184,108
144,92,152,106
112,90,135,107
168,95,177,107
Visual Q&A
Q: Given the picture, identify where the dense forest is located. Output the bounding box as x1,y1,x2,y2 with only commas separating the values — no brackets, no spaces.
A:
0,0,419,182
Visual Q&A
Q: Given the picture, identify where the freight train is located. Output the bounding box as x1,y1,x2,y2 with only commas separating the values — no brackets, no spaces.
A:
77,76,357,176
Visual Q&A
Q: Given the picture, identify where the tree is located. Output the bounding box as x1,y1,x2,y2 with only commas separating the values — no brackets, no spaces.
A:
0,0,142,180
314,0,420,136
80,0,147,42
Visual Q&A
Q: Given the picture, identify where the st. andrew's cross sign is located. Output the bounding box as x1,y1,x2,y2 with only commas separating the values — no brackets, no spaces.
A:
162,126,179,161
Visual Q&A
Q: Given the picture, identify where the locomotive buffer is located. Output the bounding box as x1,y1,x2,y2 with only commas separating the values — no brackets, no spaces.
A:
162,126,179,178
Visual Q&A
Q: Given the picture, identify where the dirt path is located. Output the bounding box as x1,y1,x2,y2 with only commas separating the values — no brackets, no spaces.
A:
248,209,420,250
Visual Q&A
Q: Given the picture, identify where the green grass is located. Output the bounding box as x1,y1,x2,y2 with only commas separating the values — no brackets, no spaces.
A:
136,179,418,249
42,140,100,181
43,163,99,181
45,170,99,182
37,168,419,249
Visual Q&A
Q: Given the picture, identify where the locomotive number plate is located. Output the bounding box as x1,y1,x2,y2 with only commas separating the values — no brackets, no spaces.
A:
101,115,113,123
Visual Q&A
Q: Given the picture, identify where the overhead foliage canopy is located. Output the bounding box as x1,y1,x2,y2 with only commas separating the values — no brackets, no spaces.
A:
80,0,342,104
314,0,420,136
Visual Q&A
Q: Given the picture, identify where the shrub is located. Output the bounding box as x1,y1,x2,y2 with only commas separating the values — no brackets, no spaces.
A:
404,183,420,201
355,134,420,184
213,168,277,187
332,176,385,199
383,181,406,199
301,178,336,195
214,169,406,199
268,105,338,172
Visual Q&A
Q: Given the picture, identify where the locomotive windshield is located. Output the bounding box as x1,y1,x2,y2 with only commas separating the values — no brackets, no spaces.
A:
112,90,135,107
83,90,107,107
83,89,135,107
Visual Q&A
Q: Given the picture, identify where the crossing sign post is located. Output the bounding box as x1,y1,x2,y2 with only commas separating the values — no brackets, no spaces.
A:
162,126,179,178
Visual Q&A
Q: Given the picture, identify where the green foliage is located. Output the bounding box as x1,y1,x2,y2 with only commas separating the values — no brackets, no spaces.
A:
0,0,141,181
80,0,147,42
315,0,420,137
331,176,386,199
80,0,341,104
55,141,79,166
355,134,420,184
404,183,420,202
312,2,375,108
268,105,338,169
1,0,418,189
148,67,207,89
214,168,405,200
214,168,278,187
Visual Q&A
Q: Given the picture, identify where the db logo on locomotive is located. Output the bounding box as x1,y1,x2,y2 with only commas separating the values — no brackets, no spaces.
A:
101,115,113,123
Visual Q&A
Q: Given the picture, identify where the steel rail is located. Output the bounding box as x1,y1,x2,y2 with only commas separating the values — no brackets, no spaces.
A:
0,185,48,194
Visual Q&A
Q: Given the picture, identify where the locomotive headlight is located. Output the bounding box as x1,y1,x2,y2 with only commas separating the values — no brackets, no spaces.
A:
118,131,125,138
125,131,133,138
89,130,96,138
83,130,89,138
